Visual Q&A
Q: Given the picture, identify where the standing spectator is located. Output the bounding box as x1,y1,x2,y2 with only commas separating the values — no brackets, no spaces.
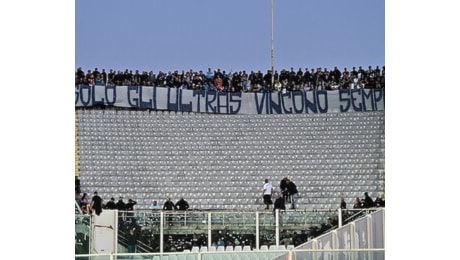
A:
273,192,286,213
241,70,249,92
205,68,214,84
175,197,190,225
340,197,347,210
163,198,176,226
331,66,342,85
91,191,103,216
86,70,95,86
279,176,290,204
108,69,116,85
363,192,375,208
75,67,85,84
340,197,348,221
126,225,139,254
163,198,176,211
101,69,107,85
175,197,190,211
116,196,127,221
92,68,100,82
126,199,137,211
116,197,127,211
273,192,286,226
75,176,81,194
286,179,298,209
126,199,137,221
105,197,116,209
262,179,273,210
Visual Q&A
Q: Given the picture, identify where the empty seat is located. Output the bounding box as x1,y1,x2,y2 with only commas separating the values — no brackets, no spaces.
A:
270,245,286,250
77,108,384,210
243,245,252,251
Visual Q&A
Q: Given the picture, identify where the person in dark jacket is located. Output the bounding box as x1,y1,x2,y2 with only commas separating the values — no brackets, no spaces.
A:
273,193,286,225
279,176,290,204
163,198,176,210
126,199,137,211
126,225,139,253
273,193,286,212
91,191,103,216
286,179,298,209
175,197,190,225
115,197,127,222
175,197,190,211
363,192,375,208
116,197,127,211
105,197,116,209
163,198,175,226
126,199,137,221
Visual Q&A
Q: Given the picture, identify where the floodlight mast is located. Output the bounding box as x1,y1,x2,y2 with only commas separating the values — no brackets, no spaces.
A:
270,0,275,87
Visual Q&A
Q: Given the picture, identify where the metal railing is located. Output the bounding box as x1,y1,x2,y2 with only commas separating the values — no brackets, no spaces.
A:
75,248,385,260
76,207,384,256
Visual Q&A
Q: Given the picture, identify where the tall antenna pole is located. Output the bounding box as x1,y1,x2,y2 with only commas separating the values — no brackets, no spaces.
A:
270,0,275,87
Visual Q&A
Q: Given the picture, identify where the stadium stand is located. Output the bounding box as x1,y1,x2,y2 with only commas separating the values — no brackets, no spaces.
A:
75,72,385,257
76,108,384,211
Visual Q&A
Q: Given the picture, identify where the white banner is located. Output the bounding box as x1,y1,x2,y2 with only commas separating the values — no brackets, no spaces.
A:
75,85,385,114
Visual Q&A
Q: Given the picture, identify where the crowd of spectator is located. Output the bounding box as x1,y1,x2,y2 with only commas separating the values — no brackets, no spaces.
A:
75,65,384,92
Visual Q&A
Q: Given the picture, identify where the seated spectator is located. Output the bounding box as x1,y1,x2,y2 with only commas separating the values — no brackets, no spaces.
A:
78,193,89,209
149,200,162,210
216,237,225,248
374,193,385,207
353,197,362,209
273,80,282,92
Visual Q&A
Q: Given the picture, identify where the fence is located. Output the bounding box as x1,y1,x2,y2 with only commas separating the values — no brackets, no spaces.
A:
76,208,384,258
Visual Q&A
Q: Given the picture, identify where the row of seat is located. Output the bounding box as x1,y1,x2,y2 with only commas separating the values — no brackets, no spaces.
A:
77,132,384,140
79,108,383,116
79,118,385,126
80,154,382,163
79,147,384,155
189,244,293,252
78,120,384,129
79,165,383,173
76,108,385,210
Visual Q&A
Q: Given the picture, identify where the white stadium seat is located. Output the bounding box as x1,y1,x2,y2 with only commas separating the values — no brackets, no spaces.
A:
76,109,385,211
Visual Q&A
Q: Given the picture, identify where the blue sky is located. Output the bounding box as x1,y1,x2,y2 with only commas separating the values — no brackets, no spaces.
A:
76,0,384,73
